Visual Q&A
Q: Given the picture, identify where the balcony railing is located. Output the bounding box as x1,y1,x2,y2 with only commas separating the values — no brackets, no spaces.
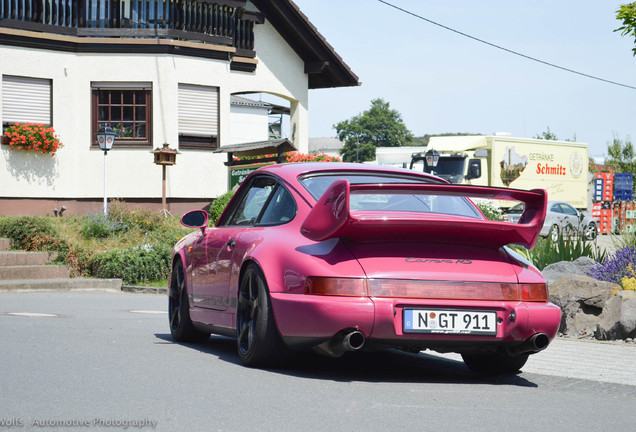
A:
0,0,254,51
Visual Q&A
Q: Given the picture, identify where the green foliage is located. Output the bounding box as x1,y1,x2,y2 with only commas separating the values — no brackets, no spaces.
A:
512,233,607,271
80,213,128,239
534,126,559,141
0,205,190,284
209,189,236,224
0,216,58,250
615,2,636,56
334,98,414,162
604,133,636,191
475,201,503,221
0,216,91,276
612,228,636,250
88,244,172,285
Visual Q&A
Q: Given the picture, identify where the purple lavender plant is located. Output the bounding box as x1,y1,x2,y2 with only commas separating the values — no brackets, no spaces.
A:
587,245,636,285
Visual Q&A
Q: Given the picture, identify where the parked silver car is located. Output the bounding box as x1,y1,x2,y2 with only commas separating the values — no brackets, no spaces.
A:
503,201,597,242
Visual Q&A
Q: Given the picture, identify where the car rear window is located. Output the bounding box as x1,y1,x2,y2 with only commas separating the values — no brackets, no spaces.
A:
299,173,481,219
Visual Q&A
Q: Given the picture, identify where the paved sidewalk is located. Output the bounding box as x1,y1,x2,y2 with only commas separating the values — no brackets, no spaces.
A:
427,337,636,386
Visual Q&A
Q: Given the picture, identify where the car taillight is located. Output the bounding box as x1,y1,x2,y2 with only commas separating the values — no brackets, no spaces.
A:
304,278,549,302
305,277,368,296
520,283,549,302
367,279,520,300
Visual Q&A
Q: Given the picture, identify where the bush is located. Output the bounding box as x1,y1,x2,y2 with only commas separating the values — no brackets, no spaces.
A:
611,228,636,250
511,232,607,271
0,216,58,250
588,245,636,286
130,208,164,232
88,244,172,285
107,200,165,232
475,201,503,221
80,213,128,239
209,189,236,224
621,264,636,291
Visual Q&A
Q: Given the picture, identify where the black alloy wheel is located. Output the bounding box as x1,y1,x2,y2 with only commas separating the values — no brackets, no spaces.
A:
168,262,210,342
236,263,290,367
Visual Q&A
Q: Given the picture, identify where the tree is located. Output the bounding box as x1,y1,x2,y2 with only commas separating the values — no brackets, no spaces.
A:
534,127,559,141
334,98,414,162
605,133,636,191
615,2,636,56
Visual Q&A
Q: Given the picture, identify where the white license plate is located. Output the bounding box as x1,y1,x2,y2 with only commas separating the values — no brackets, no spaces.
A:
403,309,497,335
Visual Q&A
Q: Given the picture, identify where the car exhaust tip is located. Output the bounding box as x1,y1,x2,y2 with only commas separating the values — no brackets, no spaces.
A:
342,330,365,352
507,333,550,356
313,329,366,358
529,333,550,351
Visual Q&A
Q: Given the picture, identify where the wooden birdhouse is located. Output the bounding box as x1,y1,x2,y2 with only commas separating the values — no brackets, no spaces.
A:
152,143,178,166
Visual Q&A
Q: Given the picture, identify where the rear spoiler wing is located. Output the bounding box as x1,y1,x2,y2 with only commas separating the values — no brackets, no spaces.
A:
300,180,547,249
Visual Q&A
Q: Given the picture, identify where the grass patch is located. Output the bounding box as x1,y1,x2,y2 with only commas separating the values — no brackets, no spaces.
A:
0,208,192,285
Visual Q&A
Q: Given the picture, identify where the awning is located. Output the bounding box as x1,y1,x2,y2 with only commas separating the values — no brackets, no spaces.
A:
214,138,297,166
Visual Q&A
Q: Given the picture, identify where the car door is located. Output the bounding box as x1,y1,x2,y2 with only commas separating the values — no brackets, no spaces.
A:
192,176,279,310
559,203,581,235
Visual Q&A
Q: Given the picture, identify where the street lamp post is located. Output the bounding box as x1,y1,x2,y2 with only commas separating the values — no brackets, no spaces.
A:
425,148,440,176
96,126,116,215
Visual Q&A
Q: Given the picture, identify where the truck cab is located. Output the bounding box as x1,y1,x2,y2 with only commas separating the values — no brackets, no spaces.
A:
410,150,486,184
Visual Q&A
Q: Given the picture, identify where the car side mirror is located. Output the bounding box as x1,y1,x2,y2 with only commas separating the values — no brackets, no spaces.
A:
466,159,482,180
181,210,209,234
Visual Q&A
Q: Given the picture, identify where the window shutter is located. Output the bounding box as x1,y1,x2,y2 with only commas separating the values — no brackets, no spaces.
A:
178,84,218,137
2,76,52,125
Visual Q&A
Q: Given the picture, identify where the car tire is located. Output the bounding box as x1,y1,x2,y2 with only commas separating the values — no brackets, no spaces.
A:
550,224,560,243
585,222,598,241
461,351,529,375
168,261,211,343
236,263,291,367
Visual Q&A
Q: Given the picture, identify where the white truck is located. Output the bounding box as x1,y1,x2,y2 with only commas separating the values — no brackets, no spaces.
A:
409,135,589,208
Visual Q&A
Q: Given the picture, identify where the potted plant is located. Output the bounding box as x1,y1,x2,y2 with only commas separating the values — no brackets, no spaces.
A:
2,122,63,156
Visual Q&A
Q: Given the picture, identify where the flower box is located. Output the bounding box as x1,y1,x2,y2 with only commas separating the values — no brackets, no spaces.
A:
2,123,63,155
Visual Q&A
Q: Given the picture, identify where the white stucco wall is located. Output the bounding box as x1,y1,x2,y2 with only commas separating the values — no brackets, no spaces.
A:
229,105,270,145
0,14,309,204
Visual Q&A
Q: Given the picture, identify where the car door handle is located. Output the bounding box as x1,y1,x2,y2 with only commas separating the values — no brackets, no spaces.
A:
226,240,236,251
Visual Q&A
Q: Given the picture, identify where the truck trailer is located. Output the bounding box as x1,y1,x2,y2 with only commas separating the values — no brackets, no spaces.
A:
410,135,588,208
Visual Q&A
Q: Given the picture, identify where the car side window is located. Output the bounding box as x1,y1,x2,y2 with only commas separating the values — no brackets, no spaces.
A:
561,204,578,216
551,204,562,214
258,185,297,225
228,177,276,226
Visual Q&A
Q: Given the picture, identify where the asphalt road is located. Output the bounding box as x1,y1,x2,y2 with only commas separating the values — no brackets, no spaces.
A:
1,291,635,432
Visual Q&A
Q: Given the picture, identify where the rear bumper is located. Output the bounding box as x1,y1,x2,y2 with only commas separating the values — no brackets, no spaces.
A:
270,293,561,351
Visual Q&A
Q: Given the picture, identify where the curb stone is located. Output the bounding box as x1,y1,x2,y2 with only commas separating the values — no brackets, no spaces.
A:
122,285,167,295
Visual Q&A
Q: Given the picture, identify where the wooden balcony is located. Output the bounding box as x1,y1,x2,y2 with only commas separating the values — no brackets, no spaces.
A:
0,0,257,54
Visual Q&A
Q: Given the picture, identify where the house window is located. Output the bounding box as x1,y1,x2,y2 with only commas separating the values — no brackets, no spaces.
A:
178,83,218,150
2,75,52,128
91,82,152,147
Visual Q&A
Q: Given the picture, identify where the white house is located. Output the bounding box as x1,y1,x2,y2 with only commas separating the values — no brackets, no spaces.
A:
0,0,358,216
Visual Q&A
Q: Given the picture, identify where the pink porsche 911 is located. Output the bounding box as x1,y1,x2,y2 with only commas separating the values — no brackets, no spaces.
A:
168,162,561,374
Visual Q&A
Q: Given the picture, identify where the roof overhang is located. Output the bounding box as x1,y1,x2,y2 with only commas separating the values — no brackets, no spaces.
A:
250,0,360,89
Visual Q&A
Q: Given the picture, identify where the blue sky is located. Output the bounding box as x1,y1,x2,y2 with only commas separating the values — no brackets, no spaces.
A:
293,0,636,160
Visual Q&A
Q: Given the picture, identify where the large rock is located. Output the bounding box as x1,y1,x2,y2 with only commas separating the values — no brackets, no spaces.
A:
549,274,619,335
595,290,636,340
542,256,598,286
